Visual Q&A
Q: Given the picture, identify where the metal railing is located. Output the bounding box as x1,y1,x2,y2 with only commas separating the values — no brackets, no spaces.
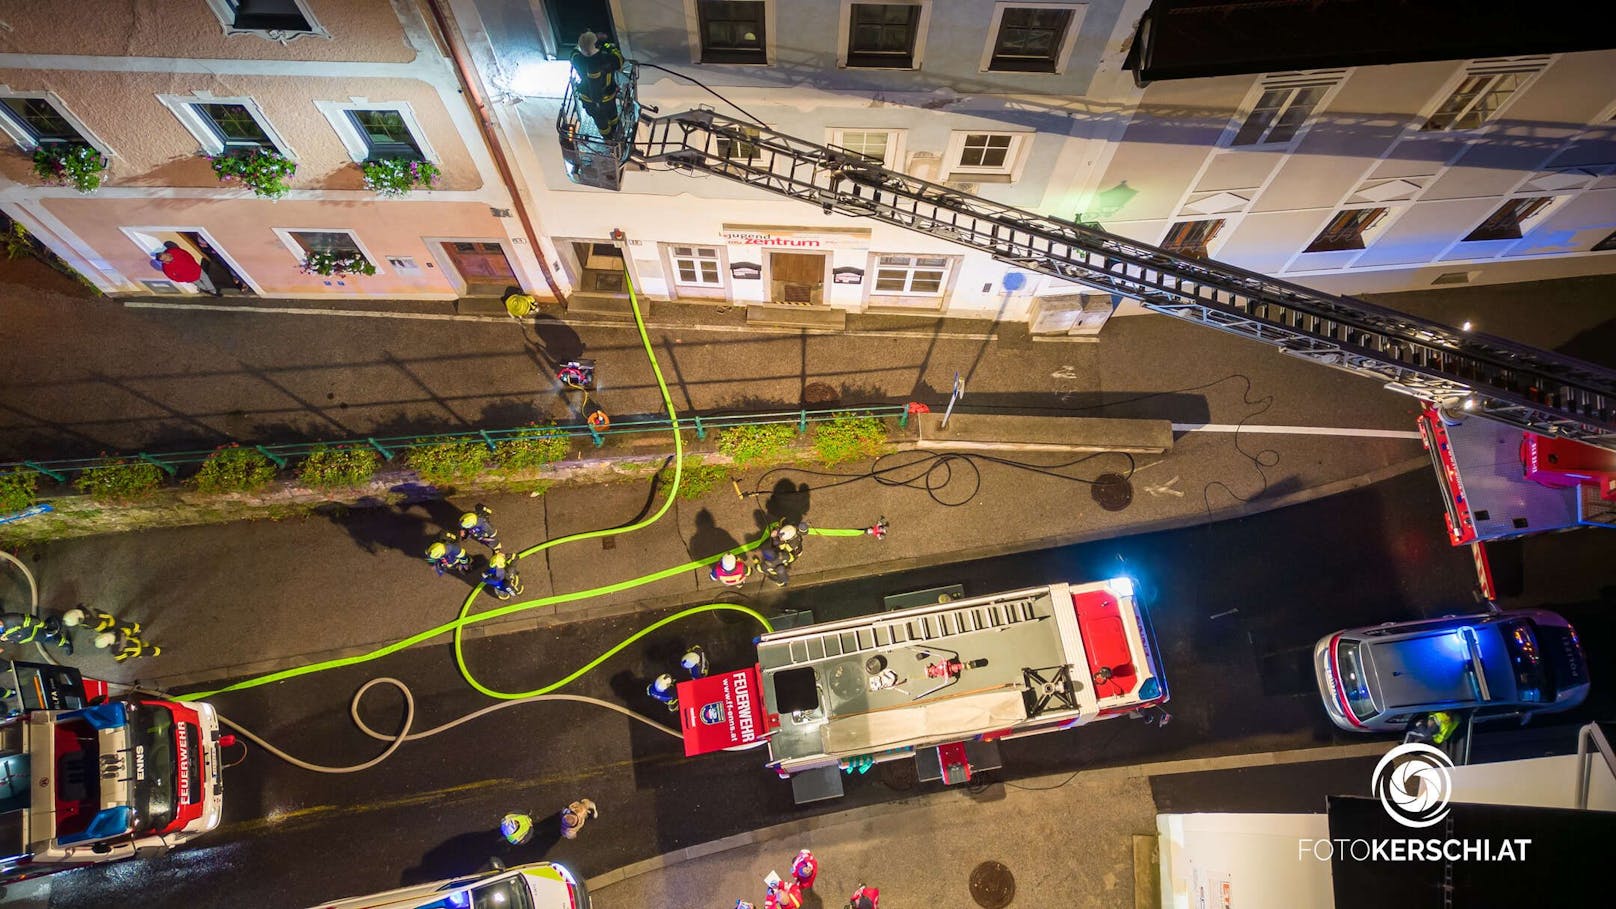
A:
0,404,914,485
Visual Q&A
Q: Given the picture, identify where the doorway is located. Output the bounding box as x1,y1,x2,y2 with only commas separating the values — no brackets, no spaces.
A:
123,228,253,295
571,240,627,293
769,252,827,305
441,241,517,294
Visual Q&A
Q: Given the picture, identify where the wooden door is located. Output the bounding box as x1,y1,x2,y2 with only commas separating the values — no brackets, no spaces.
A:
444,242,517,287
770,252,826,305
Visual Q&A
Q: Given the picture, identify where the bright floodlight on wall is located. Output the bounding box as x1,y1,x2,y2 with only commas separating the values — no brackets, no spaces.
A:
509,60,573,97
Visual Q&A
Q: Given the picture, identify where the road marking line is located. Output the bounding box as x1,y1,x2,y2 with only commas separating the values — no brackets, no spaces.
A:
123,301,997,339
1172,422,1421,439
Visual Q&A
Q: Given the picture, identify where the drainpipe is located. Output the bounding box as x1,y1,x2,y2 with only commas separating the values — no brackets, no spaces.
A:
420,0,566,305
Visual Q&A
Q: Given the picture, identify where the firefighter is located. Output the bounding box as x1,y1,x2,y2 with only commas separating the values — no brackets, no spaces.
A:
0,612,40,645
680,644,709,679
755,543,789,587
771,521,807,563
37,613,73,654
710,552,750,586
570,32,624,138
459,504,499,548
426,536,471,576
864,517,889,540
500,812,534,846
556,360,593,389
98,629,161,662
647,672,679,711
848,884,880,909
558,798,598,840
482,552,524,600
790,849,819,890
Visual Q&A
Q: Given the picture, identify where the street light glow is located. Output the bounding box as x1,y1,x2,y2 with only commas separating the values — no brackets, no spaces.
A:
509,60,573,97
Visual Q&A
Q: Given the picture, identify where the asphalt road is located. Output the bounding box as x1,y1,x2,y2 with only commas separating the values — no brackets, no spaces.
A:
38,470,1616,909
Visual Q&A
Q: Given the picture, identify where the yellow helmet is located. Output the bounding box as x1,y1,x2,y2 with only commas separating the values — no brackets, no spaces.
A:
489,552,508,569
460,511,479,529
427,541,447,560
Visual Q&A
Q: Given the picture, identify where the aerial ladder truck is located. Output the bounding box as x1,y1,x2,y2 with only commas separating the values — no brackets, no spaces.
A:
556,65,1616,595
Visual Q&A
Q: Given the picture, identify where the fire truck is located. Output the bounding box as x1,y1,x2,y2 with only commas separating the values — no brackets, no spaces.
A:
0,660,225,883
1419,404,1616,548
676,578,1167,804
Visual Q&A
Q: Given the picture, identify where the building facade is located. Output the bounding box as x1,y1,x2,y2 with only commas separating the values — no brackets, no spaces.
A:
4,1,1613,325
460,0,1616,328
0,0,548,300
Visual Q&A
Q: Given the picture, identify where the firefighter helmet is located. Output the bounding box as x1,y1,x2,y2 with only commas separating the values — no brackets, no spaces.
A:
460,511,480,529
427,541,447,560
489,551,508,570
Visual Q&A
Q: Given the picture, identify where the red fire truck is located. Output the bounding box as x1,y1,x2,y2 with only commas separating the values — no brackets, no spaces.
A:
0,660,225,883
677,578,1168,803
1419,404,1616,548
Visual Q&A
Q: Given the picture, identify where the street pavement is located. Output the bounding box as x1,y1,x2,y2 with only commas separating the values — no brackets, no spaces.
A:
2,256,1614,907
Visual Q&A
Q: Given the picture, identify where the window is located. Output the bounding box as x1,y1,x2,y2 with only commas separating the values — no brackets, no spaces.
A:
958,133,1012,169
831,129,894,164
698,1,767,64
1160,220,1224,258
1594,229,1616,253
1304,208,1388,253
1462,196,1552,242
987,6,1075,73
716,126,761,159
288,230,366,260
1422,68,1535,131
205,0,324,38
346,110,424,161
847,4,919,69
0,97,85,145
873,255,949,294
193,103,274,150
1230,83,1330,146
671,246,723,285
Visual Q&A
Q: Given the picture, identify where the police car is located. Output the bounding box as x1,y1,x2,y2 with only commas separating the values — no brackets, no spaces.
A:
310,860,587,909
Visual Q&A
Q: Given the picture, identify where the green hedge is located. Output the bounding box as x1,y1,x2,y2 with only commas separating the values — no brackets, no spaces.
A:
656,457,730,500
74,458,164,502
297,445,380,489
191,445,277,494
496,423,571,471
716,423,797,467
409,440,488,486
811,412,889,466
0,469,40,513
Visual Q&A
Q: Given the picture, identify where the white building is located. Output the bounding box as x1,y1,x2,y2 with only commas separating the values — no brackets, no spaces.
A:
457,0,1616,330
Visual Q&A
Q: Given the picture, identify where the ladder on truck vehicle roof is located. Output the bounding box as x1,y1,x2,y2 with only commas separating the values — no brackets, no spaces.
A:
561,102,1616,450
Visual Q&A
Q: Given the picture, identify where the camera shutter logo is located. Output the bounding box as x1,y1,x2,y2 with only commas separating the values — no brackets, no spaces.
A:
1373,743,1454,828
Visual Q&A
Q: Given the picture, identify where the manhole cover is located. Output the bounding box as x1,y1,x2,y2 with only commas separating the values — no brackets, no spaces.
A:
878,759,917,791
1091,473,1133,512
969,860,1016,909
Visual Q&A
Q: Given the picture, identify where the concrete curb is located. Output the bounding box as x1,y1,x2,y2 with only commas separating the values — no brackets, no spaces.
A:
148,454,1431,691
582,740,1395,894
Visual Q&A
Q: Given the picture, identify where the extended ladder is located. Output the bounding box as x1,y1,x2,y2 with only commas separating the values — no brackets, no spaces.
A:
598,109,1616,450
764,591,1050,670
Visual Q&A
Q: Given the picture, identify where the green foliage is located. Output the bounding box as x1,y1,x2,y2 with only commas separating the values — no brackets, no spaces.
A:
361,157,441,197
297,445,379,489
408,440,488,486
32,145,108,193
191,445,277,494
811,412,890,466
4,220,32,260
0,469,41,513
716,423,798,467
495,423,572,471
300,250,377,277
656,458,729,500
73,458,164,501
209,148,297,199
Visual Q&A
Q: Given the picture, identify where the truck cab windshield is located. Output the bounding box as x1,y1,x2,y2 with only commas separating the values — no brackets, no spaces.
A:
130,705,177,832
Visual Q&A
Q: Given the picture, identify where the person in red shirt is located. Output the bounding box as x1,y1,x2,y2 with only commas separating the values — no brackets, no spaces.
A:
157,242,219,295
848,884,879,909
